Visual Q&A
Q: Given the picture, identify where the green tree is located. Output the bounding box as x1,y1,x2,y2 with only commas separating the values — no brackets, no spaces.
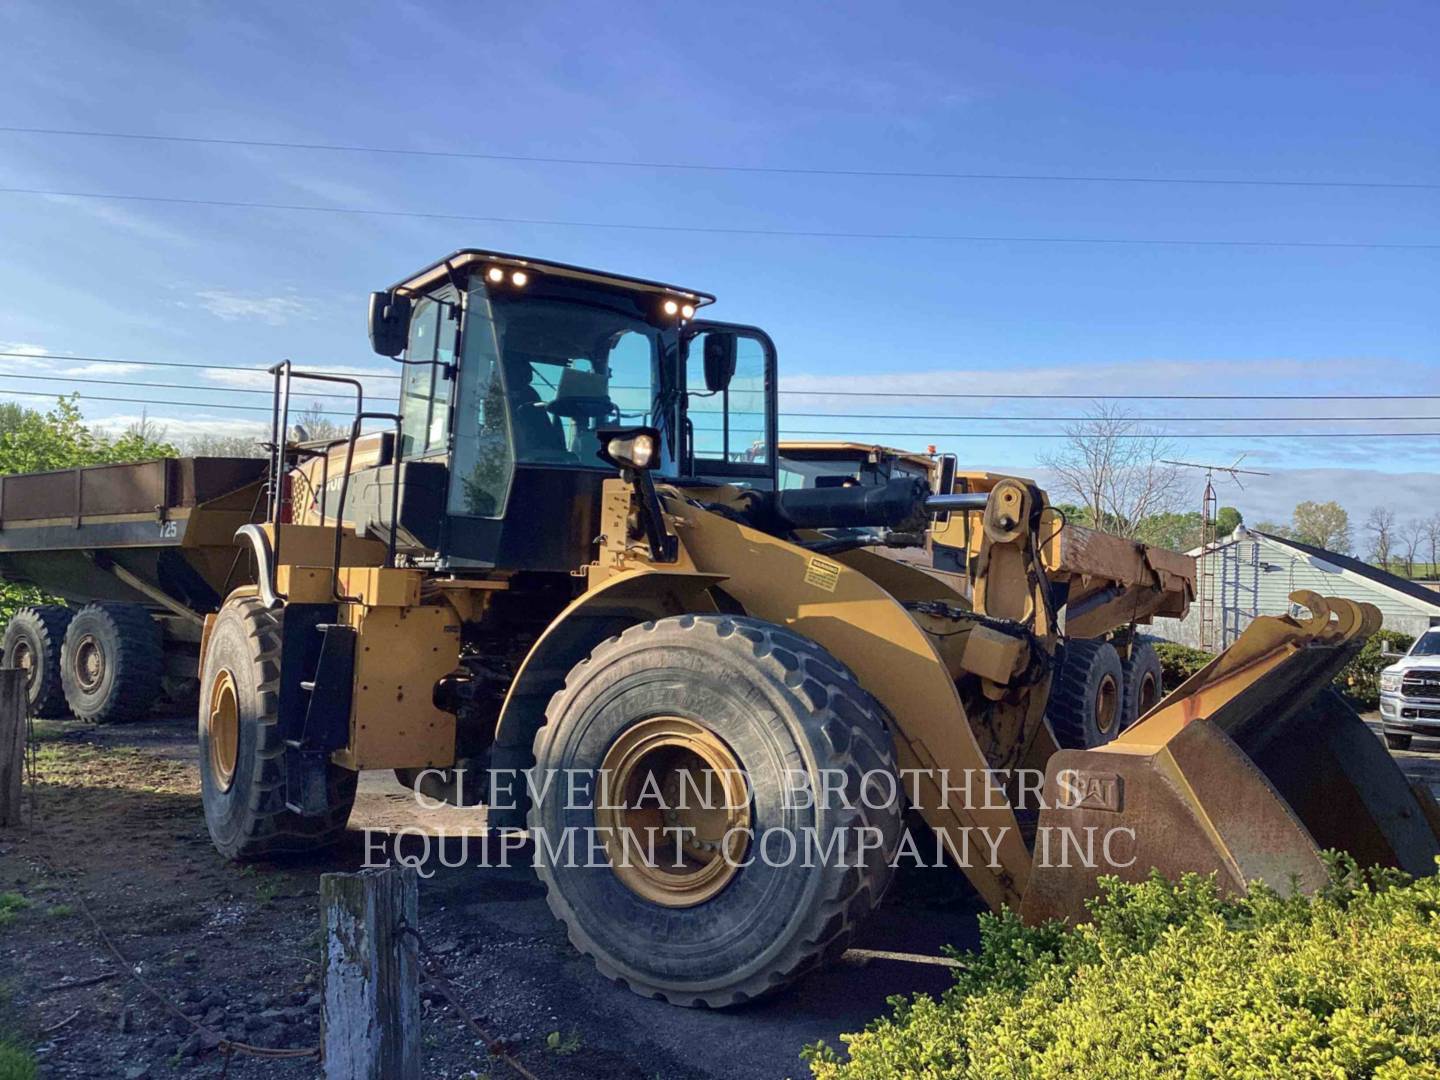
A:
0,397,176,476
1252,519,1293,538
1290,500,1351,553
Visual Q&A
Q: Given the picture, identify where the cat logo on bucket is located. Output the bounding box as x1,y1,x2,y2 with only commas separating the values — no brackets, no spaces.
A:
1058,770,1123,813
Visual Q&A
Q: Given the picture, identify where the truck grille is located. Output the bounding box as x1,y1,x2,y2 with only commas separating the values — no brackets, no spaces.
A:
1401,670,1440,703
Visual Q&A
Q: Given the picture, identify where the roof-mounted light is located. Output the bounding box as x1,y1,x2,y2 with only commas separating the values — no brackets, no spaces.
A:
511,270,529,287
486,266,505,283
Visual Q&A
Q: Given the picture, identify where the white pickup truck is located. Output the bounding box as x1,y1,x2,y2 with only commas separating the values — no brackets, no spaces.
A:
1379,623,1440,750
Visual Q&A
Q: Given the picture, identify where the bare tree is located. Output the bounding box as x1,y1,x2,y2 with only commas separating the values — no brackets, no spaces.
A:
291,402,346,443
1039,403,1186,538
1425,514,1440,580
183,431,268,458
1398,519,1425,579
1366,506,1397,570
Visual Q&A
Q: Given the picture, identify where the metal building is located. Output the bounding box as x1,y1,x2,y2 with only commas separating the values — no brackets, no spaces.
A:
1149,527,1440,649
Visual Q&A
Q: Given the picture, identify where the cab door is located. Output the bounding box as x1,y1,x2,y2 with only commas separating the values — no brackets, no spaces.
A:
680,321,778,488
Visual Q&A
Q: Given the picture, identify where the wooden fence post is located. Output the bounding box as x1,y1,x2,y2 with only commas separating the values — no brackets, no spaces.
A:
321,865,421,1080
0,669,24,828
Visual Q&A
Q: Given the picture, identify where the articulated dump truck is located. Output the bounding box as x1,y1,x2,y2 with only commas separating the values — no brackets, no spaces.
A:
7,248,1437,1009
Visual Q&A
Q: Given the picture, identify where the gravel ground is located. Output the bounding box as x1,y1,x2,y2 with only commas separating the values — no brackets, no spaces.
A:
0,713,982,1080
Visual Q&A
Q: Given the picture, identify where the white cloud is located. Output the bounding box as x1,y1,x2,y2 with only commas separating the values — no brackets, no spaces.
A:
189,290,313,326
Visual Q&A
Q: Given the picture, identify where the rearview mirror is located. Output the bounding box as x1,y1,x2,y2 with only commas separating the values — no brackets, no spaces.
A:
702,333,737,393
368,290,412,358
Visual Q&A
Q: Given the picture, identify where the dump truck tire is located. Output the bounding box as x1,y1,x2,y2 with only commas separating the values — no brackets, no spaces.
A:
530,614,902,1007
198,597,357,860
2,605,73,718
59,602,163,723
1385,732,1413,751
1121,641,1164,729
1048,638,1124,749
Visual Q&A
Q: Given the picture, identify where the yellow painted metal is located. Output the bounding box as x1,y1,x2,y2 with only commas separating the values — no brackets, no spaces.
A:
206,668,239,792
595,716,751,908
331,602,461,771
274,565,335,603
337,566,423,608
662,493,1031,910
1116,590,1380,752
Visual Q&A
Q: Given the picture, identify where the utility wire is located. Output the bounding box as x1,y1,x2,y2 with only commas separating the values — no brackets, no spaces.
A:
4,352,1436,401
1,187,1434,251
2,125,1434,192
6,372,1439,423
3,389,1438,439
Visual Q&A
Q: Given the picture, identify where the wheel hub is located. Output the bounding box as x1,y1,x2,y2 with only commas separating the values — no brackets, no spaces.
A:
207,669,240,792
1094,673,1120,735
73,635,106,693
595,717,751,908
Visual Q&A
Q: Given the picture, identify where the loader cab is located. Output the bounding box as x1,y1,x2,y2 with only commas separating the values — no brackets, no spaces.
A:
370,250,777,572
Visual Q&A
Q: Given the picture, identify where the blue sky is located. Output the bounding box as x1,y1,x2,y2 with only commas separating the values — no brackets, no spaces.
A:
0,0,1436,525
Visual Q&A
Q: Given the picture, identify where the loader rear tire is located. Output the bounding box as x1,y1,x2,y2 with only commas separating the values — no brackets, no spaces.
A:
60,602,163,723
530,614,902,1007
198,597,356,860
2,605,73,718
1048,639,1124,749
1121,641,1164,729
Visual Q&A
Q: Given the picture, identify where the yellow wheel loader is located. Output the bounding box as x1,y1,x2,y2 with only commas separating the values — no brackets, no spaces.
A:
196,248,1440,1006
777,441,1179,748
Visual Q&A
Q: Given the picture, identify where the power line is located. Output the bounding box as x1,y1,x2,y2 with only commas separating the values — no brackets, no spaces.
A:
2,187,1435,251
2,125,1434,192
6,373,1439,423
3,389,1438,439
4,352,1436,401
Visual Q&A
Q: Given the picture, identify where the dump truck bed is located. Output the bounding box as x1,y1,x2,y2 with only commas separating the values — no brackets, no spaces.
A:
0,457,266,618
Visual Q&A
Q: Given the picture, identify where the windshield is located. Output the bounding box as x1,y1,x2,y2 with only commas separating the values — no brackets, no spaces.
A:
779,452,930,491
448,279,674,517
1412,631,1440,657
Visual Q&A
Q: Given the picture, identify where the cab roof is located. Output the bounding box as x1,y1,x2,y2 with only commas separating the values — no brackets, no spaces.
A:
390,248,717,307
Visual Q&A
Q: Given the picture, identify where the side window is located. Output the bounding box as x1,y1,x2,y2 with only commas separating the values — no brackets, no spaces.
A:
398,298,437,458
686,329,772,477
397,295,456,459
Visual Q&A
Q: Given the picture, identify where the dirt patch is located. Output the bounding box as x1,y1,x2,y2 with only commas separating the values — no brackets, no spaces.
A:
0,717,978,1079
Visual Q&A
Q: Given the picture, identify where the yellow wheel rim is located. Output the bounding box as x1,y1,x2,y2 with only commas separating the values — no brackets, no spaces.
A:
207,669,240,792
595,717,751,909
1095,673,1120,736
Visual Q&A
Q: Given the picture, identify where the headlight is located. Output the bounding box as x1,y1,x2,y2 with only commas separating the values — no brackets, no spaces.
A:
597,427,660,471
1380,671,1402,693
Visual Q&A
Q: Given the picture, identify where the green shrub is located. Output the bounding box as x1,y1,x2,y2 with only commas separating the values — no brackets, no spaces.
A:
0,1042,36,1080
804,856,1440,1079
1152,641,1212,687
1338,629,1414,711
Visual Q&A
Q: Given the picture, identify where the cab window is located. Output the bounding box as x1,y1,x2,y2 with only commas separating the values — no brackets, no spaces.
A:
685,328,773,481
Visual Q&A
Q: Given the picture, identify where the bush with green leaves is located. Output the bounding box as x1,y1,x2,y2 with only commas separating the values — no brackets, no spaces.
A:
1152,641,1212,687
1337,629,1414,711
804,856,1440,1079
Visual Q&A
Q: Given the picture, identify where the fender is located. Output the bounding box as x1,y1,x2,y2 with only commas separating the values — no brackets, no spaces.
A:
485,567,727,827
234,524,279,607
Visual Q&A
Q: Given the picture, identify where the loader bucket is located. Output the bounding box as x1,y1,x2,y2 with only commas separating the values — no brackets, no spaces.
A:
1021,592,1440,924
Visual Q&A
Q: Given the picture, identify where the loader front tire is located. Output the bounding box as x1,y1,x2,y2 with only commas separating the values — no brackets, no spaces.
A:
60,602,163,723
198,597,356,860
1048,639,1124,749
530,614,902,1007
2,605,73,718
1121,641,1164,728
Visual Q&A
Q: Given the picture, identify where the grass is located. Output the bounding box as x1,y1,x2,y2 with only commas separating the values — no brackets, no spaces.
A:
42,904,74,919
546,1030,583,1056
0,1041,36,1080
0,894,29,929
